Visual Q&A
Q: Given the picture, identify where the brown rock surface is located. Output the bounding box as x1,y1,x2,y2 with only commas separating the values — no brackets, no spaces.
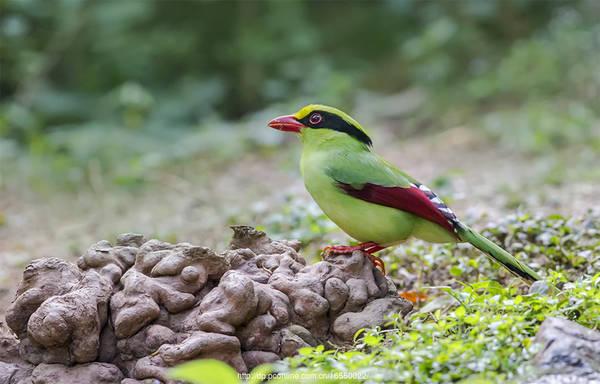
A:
1,227,412,383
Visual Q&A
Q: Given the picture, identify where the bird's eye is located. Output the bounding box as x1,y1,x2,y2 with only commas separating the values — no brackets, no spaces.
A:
309,113,322,125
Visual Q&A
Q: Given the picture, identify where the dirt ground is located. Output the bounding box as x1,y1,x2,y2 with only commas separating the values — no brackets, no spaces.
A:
0,127,597,317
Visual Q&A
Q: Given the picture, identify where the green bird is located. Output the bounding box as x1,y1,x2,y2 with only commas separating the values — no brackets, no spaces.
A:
268,104,541,282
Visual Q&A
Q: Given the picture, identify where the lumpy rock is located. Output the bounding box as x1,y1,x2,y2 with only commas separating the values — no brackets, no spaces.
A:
1,226,412,383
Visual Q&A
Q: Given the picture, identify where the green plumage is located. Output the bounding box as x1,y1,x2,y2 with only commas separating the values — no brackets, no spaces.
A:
456,224,541,282
300,129,457,245
271,104,541,283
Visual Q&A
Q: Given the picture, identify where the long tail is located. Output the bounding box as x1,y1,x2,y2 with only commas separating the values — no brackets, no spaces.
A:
456,223,541,283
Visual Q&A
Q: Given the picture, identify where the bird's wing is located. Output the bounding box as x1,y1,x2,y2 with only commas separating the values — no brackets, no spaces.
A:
326,152,459,235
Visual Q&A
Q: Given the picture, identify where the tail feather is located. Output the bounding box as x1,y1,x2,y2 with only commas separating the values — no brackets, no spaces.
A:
456,223,541,283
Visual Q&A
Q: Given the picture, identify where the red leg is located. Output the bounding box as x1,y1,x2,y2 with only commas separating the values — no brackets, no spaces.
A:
322,242,387,274
364,244,387,274
365,245,384,253
366,253,386,274
322,242,378,255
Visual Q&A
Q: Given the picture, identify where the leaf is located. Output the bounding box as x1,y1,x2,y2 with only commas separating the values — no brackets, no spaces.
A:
248,364,274,384
364,334,382,346
455,306,466,318
449,266,463,277
168,359,240,384
297,347,314,356
458,375,494,384
399,290,429,303
464,314,479,325
353,328,367,342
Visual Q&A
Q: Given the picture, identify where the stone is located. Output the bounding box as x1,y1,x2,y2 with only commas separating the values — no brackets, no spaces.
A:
527,317,600,384
28,363,123,384
1,227,412,382
332,298,413,343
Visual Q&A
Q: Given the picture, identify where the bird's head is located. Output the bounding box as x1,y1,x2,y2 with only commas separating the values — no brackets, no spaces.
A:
268,104,372,148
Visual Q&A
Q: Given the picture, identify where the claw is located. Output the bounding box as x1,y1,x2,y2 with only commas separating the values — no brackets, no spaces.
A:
321,242,387,274
367,254,386,275
322,243,374,255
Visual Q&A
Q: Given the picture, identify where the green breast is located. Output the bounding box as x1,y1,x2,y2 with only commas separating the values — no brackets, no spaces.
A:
300,149,416,246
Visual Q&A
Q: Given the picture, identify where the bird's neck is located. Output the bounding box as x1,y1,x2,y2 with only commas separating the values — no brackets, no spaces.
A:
300,129,370,154
300,133,370,181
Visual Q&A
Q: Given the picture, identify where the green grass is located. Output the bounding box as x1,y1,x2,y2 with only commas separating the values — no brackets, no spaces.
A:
269,273,599,384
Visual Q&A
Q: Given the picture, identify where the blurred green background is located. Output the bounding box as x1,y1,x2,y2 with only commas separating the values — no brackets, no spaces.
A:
0,0,599,267
1,0,599,191
1,2,599,379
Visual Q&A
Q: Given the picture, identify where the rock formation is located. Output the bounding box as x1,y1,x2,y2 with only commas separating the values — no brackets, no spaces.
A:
527,317,600,384
0,226,412,383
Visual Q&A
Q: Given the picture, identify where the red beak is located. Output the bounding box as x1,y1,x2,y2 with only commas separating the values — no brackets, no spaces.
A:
268,115,304,133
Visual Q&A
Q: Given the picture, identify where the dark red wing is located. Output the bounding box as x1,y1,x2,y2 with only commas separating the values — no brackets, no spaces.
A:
337,182,458,236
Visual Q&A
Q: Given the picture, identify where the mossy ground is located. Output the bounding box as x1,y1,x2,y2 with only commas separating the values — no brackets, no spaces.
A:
169,210,600,384
259,212,600,383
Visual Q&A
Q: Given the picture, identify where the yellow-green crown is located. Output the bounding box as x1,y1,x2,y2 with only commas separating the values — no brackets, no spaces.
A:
293,104,372,146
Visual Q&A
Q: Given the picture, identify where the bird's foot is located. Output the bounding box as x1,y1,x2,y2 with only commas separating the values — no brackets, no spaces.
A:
366,253,386,275
322,242,386,274
322,243,375,255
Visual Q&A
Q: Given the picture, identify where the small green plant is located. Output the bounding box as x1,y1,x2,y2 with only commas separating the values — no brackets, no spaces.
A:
168,359,240,384
271,274,600,383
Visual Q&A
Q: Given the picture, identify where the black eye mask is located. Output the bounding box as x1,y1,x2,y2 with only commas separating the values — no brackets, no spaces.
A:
298,111,372,146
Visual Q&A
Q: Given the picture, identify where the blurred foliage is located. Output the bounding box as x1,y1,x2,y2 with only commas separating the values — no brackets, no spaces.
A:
255,195,337,246
472,16,600,153
1,0,599,190
168,359,240,384
1,0,572,119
